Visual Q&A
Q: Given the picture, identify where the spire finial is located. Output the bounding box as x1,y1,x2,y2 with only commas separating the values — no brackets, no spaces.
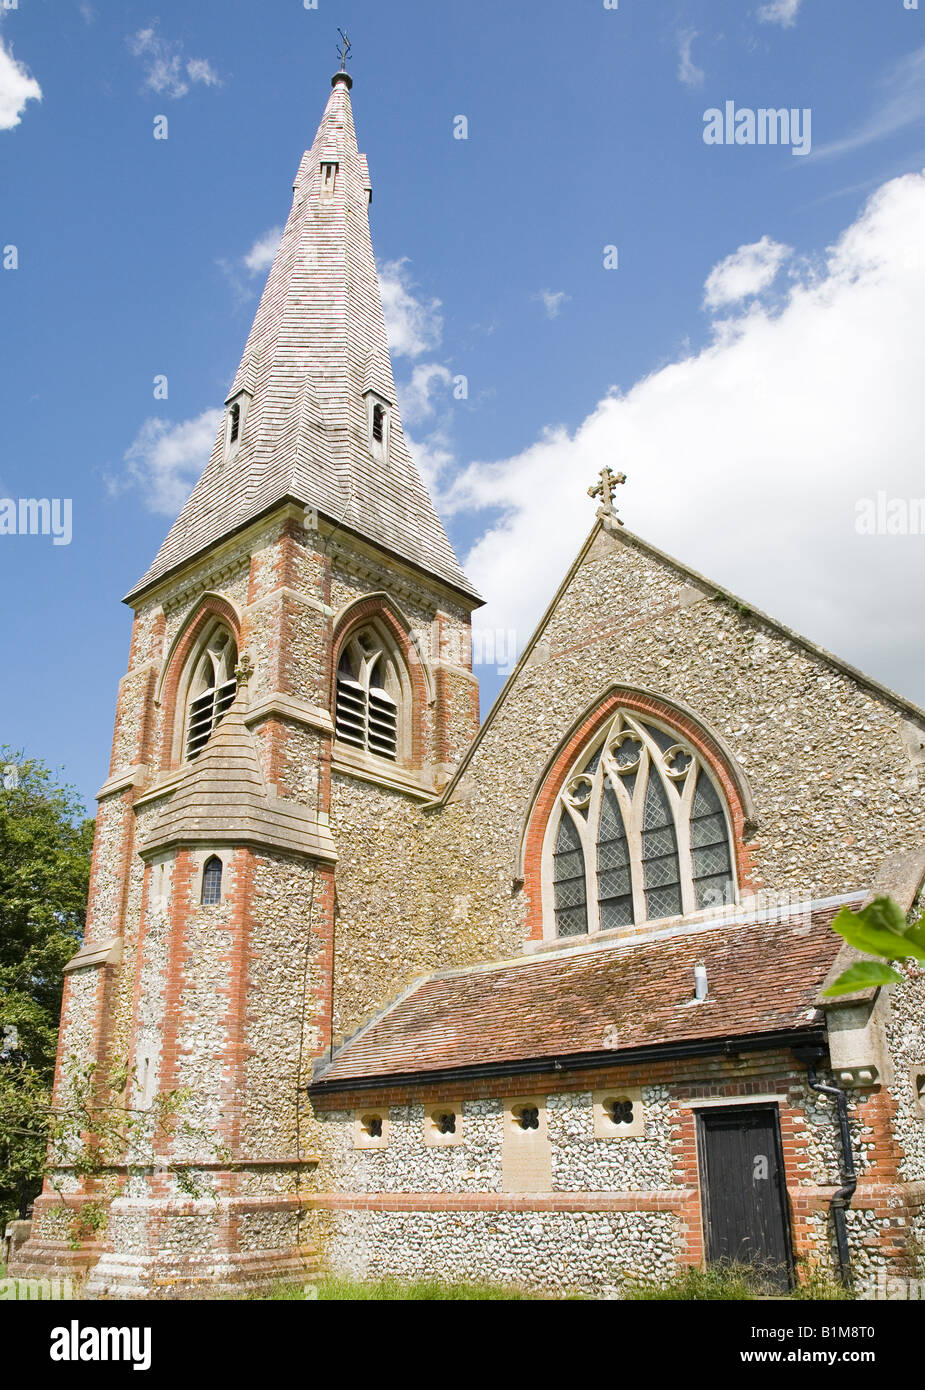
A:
588,466,626,525
332,29,354,88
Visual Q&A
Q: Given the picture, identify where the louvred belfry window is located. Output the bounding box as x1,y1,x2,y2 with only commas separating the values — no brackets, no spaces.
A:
549,711,735,939
185,629,238,760
335,630,400,761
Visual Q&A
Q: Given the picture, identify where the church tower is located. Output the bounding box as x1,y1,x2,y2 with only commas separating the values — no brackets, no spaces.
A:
16,65,481,1297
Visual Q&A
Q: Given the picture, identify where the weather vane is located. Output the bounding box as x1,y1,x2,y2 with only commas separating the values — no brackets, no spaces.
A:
588,466,627,524
337,29,352,72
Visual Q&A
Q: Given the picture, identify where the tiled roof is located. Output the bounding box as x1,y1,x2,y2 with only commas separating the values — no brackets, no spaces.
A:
313,903,847,1086
127,75,480,606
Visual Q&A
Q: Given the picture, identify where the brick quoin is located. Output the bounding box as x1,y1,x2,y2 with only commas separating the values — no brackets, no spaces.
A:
522,687,760,941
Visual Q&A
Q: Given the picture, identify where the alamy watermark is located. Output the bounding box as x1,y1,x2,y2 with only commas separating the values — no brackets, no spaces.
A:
867,1270,925,1299
855,492,925,535
703,102,812,157
0,1276,76,1301
0,498,72,545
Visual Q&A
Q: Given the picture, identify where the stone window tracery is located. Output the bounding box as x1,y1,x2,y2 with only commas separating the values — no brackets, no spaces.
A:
547,710,735,939
184,627,238,761
335,628,401,762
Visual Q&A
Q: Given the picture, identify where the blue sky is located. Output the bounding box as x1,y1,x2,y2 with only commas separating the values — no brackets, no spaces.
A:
2,0,925,811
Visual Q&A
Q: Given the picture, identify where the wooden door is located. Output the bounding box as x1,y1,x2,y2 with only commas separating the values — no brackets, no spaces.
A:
697,1105,793,1290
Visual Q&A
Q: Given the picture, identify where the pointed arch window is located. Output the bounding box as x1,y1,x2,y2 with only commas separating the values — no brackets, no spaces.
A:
201,856,223,906
548,711,735,939
185,627,238,761
335,629,401,761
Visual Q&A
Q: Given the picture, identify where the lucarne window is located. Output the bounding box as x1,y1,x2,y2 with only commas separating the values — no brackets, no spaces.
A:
228,402,241,445
186,628,238,761
550,711,735,939
335,630,400,761
371,402,386,444
201,856,223,906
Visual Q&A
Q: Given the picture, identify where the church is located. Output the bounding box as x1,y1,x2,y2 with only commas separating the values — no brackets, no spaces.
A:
13,64,925,1299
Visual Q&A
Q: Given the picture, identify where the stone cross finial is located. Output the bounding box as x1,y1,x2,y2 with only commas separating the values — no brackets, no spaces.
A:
587,467,626,523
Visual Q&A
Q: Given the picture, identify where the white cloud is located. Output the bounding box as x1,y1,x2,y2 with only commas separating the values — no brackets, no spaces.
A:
447,172,925,706
118,410,223,515
0,36,41,131
535,289,570,319
811,46,925,161
127,27,221,100
399,363,452,425
703,235,792,309
218,226,283,301
757,0,801,26
242,226,283,275
404,428,456,497
78,3,97,24
678,30,704,89
379,258,443,357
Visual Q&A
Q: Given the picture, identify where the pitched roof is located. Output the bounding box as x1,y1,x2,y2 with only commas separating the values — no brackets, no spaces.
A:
140,692,336,862
439,516,925,808
126,73,479,606
311,901,849,1087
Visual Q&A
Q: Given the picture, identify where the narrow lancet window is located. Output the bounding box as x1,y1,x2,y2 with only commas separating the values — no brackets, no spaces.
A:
553,813,588,938
201,856,223,906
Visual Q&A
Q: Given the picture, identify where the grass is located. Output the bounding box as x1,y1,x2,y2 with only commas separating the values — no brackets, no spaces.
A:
250,1276,543,1300
250,1262,852,1301
622,1263,852,1302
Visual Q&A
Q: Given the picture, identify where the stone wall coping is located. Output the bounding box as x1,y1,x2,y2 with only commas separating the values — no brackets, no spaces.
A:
132,767,186,808
95,765,151,801
243,692,334,735
64,937,122,974
332,747,436,800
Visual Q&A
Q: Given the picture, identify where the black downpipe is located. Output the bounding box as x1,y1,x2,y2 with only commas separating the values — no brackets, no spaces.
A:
803,1058,857,1288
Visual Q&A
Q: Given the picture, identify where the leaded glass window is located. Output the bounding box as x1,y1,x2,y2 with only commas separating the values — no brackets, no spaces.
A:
546,710,736,939
641,776,682,921
201,856,223,906
690,774,734,909
553,813,588,938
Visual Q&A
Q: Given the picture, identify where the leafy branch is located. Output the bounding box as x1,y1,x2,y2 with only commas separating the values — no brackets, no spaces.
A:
823,895,925,996
0,1052,228,1248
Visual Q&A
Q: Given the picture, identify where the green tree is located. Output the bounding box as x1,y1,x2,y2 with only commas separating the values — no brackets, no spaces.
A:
0,749,94,1222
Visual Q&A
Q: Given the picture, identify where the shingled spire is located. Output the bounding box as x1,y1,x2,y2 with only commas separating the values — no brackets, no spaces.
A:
127,68,479,605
